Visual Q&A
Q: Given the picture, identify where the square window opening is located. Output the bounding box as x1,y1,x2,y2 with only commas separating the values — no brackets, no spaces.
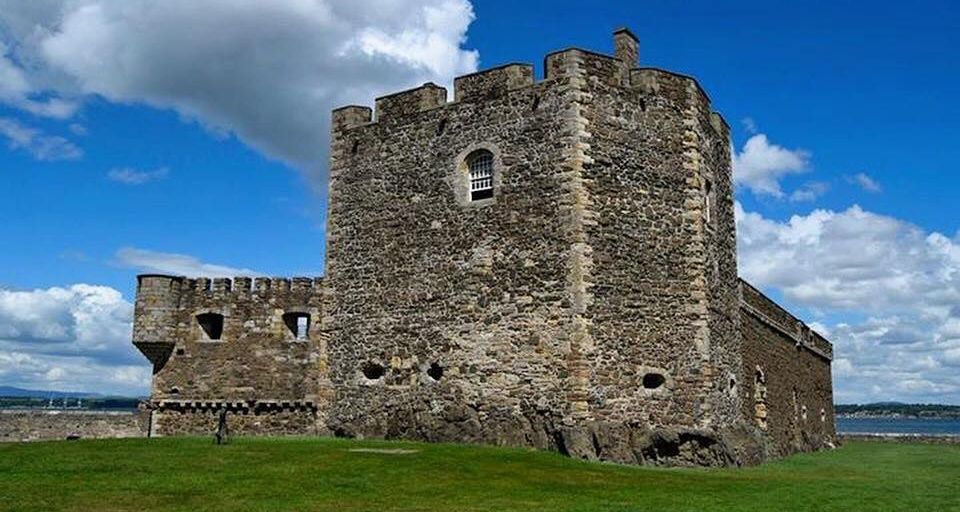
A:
196,313,224,340
283,312,310,340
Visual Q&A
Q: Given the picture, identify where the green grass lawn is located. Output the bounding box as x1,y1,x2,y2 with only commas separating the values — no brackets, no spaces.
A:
0,437,957,511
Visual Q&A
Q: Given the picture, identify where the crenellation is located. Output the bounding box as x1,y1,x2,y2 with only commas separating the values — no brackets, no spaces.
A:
374,82,447,121
332,105,373,132
291,277,313,292
132,27,834,466
271,277,291,292
212,278,231,293
453,63,535,102
194,277,211,293
234,276,252,294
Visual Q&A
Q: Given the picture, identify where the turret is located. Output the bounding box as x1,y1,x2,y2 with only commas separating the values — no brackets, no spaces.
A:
133,274,185,369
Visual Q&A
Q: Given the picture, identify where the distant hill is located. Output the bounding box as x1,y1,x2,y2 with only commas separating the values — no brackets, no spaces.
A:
0,386,103,398
0,386,142,410
836,403,960,419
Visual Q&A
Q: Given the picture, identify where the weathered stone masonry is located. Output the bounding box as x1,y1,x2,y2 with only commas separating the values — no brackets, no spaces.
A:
132,28,835,465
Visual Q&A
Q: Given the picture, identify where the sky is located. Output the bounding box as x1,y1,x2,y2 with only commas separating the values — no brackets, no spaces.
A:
0,0,957,402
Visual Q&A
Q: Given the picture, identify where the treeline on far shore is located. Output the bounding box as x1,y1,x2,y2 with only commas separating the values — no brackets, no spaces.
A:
836,403,960,419
0,396,140,410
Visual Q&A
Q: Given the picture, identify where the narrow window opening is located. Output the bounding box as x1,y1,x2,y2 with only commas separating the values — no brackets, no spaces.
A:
350,140,359,155
362,362,385,380
754,368,768,430
801,404,808,421
175,347,185,356
427,362,444,381
792,388,800,421
705,179,714,224
642,373,665,390
283,312,310,340
728,375,737,397
639,98,647,112
196,313,224,340
531,95,541,111
467,150,494,201
436,119,447,135
820,408,827,423
169,386,180,395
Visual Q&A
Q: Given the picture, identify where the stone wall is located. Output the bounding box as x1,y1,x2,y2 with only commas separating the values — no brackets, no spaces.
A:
133,275,330,435
147,402,319,437
739,280,836,457
327,58,574,448
0,410,145,442
566,46,743,432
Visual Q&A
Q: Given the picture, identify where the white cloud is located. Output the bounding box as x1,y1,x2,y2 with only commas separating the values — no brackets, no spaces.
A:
789,181,829,202
107,167,169,185
115,247,262,278
0,41,79,119
741,117,757,134
737,202,960,403
0,117,82,160
0,284,149,396
737,203,960,313
733,134,810,198
849,172,882,193
0,350,151,396
0,0,479,187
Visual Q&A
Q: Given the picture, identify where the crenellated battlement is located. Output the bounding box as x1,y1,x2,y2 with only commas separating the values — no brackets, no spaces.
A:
331,30,725,134
374,82,448,121
454,63,534,102
133,273,325,371
137,274,323,303
184,275,323,296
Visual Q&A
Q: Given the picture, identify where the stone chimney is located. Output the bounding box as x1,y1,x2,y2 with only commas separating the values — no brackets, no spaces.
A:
614,27,639,66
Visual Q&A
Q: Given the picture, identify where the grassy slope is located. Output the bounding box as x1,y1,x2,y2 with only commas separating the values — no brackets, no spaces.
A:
0,438,958,512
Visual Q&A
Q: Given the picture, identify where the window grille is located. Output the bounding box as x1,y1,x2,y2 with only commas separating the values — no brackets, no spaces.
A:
282,312,310,341
468,151,494,201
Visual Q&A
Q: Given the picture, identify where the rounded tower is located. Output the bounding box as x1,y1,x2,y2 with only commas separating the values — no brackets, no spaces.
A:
133,274,185,370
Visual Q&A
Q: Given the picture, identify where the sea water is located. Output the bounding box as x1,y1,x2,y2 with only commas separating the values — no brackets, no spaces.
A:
836,417,960,436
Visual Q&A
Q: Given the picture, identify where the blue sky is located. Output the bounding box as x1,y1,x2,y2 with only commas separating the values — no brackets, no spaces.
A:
0,0,958,401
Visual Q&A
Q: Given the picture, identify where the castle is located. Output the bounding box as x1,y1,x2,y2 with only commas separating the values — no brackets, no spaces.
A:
133,29,835,465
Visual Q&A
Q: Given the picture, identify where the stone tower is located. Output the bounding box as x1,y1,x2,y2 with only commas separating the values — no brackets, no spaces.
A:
133,28,835,465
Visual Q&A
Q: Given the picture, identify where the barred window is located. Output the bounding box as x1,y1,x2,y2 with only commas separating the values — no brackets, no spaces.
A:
282,312,310,341
467,150,494,201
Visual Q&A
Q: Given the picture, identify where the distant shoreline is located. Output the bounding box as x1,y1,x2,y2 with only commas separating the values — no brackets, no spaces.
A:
840,433,960,444
836,413,960,420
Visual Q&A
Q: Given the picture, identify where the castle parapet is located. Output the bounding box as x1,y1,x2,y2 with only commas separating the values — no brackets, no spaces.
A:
375,83,447,121
132,274,324,361
453,63,534,102
739,279,833,361
172,275,324,298
333,29,677,127
332,105,372,131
